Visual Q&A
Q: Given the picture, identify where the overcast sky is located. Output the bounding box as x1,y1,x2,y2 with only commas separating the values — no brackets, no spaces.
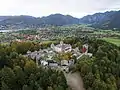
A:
0,0,120,18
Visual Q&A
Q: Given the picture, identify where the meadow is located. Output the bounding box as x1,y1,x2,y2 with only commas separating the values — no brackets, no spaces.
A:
102,37,120,46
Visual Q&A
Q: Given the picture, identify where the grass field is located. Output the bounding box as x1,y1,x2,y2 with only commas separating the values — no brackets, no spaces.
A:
93,30,120,35
102,38,120,46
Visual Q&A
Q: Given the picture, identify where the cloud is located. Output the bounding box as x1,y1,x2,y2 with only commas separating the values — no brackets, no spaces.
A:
0,0,119,17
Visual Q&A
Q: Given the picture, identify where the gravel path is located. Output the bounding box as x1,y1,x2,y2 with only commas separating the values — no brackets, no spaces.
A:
65,72,85,90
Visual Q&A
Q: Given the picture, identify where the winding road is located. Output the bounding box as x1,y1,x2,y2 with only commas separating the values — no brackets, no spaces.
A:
64,72,85,90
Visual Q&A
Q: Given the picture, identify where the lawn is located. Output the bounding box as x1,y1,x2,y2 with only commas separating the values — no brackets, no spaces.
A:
102,38,120,46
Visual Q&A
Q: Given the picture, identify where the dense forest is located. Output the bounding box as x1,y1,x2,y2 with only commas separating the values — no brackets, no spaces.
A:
73,39,120,90
0,37,120,90
0,41,68,90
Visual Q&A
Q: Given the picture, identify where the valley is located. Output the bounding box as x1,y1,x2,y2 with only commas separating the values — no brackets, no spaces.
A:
0,24,120,90
0,8,120,90
0,0,120,89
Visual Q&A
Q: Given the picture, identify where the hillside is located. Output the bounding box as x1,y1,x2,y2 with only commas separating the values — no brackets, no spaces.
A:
40,14,79,26
79,11,115,24
80,10,120,29
0,14,79,29
0,16,41,25
0,10,120,29
0,16,12,21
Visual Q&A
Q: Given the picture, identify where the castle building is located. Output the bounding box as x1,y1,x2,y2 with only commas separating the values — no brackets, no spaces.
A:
51,41,72,53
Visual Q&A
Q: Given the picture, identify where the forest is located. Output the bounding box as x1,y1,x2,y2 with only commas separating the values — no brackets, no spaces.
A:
73,38,120,90
0,41,68,90
0,37,120,90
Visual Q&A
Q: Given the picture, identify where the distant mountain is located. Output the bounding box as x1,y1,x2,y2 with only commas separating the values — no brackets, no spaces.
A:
0,10,120,30
79,10,120,29
0,16,12,21
104,11,120,29
0,15,40,25
40,14,79,26
0,14,79,29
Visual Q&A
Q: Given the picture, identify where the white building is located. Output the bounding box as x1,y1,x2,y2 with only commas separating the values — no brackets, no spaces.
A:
68,59,75,66
41,60,48,66
47,60,59,68
25,42,93,73
51,41,72,53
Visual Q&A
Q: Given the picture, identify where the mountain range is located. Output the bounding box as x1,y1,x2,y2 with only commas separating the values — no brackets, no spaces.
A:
0,10,120,29
80,11,120,29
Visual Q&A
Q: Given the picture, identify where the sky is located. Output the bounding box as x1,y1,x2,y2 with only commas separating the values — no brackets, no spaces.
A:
0,0,120,18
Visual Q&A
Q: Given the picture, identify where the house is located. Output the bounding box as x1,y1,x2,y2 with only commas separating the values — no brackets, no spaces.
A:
47,60,59,68
27,50,31,54
61,60,69,66
51,41,72,53
41,60,48,66
72,47,81,57
82,44,88,54
30,51,38,60
82,44,93,57
24,42,93,73
36,54,41,66
68,59,75,66
26,50,31,58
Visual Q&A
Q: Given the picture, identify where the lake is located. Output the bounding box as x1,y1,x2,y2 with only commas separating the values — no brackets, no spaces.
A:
0,29,26,32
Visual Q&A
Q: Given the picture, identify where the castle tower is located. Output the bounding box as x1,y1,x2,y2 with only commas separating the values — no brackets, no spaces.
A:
82,44,88,54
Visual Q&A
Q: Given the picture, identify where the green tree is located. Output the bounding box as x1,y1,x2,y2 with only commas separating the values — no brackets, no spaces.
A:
1,82,10,90
1,67,15,89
